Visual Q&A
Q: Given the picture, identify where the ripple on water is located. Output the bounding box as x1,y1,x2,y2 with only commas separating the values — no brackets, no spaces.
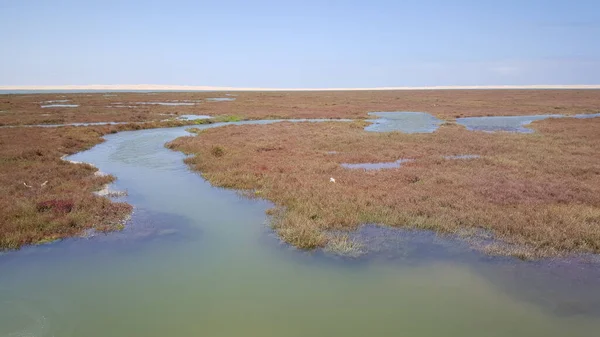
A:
0,292,71,337
1,302,47,337
134,102,197,106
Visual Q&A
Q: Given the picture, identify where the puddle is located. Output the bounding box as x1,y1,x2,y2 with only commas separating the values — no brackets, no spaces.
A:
368,113,600,135
206,97,236,102
341,156,478,170
177,115,212,121
109,102,199,107
134,102,197,106
2,119,600,336
342,159,414,170
456,114,563,133
364,112,443,133
444,154,481,160
40,104,79,108
43,100,70,103
574,113,600,119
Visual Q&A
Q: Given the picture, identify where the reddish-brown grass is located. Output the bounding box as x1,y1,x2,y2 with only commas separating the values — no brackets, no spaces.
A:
168,117,600,258
2,89,600,254
1,90,599,126
0,125,139,249
0,116,228,250
0,114,232,250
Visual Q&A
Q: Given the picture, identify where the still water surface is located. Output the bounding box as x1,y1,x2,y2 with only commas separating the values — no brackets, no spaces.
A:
1,120,600,336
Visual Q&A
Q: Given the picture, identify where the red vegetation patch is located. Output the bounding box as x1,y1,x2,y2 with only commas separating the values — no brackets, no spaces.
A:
0,126,133,250
36,199,74,213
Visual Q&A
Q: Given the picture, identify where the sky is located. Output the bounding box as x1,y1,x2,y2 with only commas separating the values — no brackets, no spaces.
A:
1,0,599,87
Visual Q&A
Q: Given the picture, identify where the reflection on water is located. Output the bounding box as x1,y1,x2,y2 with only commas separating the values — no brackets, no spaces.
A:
342,159,414,170
340,155,480,170
40,104,79,108
206,97,236,101
444,154,481,160
574,112,600,119
456,114,564,133
367,112,600,134
177,114,212,121
43,100,70,103
1,121,600,336
365,112,443,133
134,102,197,106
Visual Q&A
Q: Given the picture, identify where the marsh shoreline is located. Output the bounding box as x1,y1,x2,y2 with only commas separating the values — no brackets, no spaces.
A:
2,90,600,259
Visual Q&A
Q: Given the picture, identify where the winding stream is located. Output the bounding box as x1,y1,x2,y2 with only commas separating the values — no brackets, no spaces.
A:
1,120,600,336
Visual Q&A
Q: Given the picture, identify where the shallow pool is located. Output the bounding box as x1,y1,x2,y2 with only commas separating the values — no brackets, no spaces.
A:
206,97,236,102
368,112,600,134
134,102,197,106
342,159,414,170
456,114,564,133
177,114,212,121
43,100,71,103
365,112,443,133
40,104,79,108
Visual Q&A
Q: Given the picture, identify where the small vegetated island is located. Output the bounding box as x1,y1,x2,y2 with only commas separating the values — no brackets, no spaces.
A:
1,90,600,258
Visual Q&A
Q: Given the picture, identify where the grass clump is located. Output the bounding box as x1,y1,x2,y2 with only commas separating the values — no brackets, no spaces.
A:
193,119,213,125
325,234,364,257
210,145,225,157
214,115,244,123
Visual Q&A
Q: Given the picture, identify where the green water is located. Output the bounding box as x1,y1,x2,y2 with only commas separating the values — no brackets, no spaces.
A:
1,122,599,337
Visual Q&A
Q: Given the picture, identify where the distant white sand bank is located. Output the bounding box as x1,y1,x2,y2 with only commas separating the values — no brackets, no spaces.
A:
1,84,599,91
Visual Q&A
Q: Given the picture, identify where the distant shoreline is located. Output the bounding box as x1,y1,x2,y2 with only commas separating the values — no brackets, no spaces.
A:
1,84,600,92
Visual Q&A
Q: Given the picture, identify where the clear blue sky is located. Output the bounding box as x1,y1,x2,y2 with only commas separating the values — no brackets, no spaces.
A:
1,0,599,87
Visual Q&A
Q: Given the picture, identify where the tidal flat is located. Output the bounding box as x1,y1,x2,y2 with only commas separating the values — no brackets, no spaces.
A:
2,89,600,126
1,90,600,336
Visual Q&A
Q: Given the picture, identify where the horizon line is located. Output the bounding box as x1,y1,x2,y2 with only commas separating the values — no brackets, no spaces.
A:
1,84,600,91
